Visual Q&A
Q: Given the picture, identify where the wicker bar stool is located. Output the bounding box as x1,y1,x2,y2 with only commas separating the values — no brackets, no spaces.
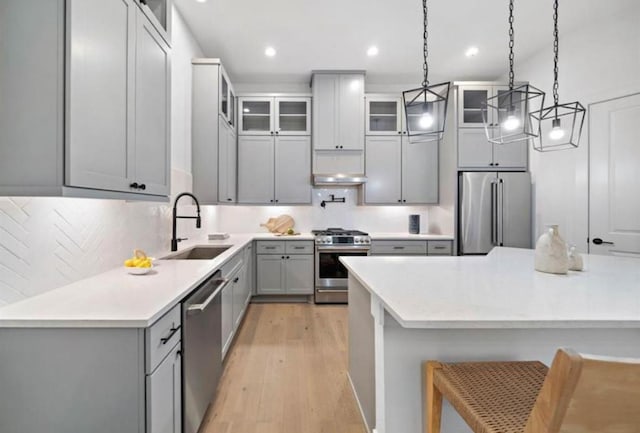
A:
424,348,640,433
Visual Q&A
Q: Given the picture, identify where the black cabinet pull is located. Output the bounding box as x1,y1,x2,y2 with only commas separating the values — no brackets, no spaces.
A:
397,199,402,202
335,145,339,149
233,277,239,283
270,131,274,135
140,0,147,4
592,238,614,245
286,256,290,259
403,199,406,202
130,182,139,189
275,131,279,134
281,256,285,259
398,131,402,134
227,198,232,201
340,145,344,149
161,326,180,345
139,184,146,190
494,163,499,166
489,163,494,166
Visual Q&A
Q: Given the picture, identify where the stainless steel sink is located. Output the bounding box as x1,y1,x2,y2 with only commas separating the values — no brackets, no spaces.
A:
162,246,231,260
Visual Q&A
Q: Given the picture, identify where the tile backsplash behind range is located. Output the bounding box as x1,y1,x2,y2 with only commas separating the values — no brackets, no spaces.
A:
0,197,207,306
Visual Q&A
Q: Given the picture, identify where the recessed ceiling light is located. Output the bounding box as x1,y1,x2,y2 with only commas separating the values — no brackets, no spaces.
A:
195,0,207,3
265,46,276,57
367,46,379,57
465,46,479,57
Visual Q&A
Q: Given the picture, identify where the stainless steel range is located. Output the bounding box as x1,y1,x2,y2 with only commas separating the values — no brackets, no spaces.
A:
313,228,371,304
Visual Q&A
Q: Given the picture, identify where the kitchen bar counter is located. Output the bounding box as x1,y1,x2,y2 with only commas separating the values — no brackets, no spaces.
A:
342,247,640,433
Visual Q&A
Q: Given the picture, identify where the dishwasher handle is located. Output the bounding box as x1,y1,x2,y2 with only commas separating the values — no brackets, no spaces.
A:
187,278,229,314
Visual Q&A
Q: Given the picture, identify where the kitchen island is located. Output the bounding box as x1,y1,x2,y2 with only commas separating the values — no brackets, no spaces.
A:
341,247,640,433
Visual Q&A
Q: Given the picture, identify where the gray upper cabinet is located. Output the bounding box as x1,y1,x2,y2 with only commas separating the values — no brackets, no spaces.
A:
365,96,403,136
0,0,170,200
365,135,438,204
135,0,172,46
66,0,135,193
238,136,311,204
192,59,237,204
134,10,170,196
238,135,275,203
365,136,402,203
456,84,528,170
218,117,237,203
312,73,365,150
238,97,310,136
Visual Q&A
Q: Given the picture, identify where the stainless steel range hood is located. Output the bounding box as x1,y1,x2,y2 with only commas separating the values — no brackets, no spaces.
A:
313,174,367,186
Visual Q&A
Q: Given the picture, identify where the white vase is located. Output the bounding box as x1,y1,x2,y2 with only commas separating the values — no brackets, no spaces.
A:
535,225,569,274
568,246,584,271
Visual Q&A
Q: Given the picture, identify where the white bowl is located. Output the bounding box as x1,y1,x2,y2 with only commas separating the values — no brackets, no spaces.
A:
126,265,153,275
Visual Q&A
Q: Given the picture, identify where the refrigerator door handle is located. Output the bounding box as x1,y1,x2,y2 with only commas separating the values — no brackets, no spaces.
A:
499,179,505,246
491,181,497,246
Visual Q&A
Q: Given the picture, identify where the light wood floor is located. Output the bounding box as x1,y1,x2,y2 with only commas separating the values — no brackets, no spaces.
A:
200,303,367,433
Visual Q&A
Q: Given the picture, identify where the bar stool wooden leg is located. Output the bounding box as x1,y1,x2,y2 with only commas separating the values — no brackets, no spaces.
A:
424,361,443,433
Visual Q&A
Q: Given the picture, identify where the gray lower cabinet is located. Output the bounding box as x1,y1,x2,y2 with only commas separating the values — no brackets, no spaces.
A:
0,305,182,433
0,0,170,199
370,240,453,256
221,245,253,358
146,342,181,433
256,241,314,295
365,136,438,204
238,136,311,204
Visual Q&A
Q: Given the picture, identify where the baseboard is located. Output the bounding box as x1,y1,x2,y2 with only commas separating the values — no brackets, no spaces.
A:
348,372,371,433
250,295,313,303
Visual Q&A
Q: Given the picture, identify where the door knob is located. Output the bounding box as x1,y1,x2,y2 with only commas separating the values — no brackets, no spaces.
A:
592,238,614,245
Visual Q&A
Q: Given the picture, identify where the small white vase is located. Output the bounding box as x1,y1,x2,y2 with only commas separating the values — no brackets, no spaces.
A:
568,246,584,271
535,224,569,274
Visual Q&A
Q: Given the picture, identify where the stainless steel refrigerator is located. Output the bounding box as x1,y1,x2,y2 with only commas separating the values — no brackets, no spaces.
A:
458,172,532,255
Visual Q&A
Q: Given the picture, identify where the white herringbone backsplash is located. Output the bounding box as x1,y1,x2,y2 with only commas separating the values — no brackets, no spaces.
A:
0,197,209,307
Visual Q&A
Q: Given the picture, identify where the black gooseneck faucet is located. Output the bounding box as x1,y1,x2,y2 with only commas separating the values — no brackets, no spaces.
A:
171,192,201,251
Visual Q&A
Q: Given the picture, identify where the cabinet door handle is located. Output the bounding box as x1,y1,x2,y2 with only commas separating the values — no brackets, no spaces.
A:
433,246,446,250
494,163,499,166
489,163,494,166
340,145,344,149
275,131,279,135
160,326,181,345
335,145,339,149
286,256,290,259
270,131,274,135
265,246,276,250
140,0,147,4
293,246,305,249
281,256,285,259
393,246,405,250
398,131,402,134
402,199,406,203
227,198,232,201
139,183,146,190
233,277,239,283
130,182,139,189
398,199,402,203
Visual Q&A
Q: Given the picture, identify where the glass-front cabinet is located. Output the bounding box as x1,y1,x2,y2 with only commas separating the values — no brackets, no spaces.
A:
366,96,403,135
136,0,172,45
239,96,311,135
457,85,510,128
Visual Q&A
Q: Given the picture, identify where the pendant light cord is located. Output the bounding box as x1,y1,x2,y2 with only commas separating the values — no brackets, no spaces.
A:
422,0,429,87
552,0,559,106
508,0,515,90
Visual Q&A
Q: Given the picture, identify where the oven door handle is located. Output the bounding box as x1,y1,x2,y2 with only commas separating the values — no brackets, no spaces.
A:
316,248,370,254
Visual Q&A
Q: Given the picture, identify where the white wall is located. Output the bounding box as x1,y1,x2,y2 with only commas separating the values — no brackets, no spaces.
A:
512,3,640,251
0,6,205,306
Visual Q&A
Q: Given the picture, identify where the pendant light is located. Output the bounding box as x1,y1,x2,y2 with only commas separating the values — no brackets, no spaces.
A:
402,0,450,141
481,0,545,145
531,0,586,152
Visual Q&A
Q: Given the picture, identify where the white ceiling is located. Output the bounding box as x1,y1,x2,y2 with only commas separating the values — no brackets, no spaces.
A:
175,0,636,86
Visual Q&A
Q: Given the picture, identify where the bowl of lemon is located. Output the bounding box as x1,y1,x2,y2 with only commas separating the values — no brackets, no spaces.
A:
124,249,154,275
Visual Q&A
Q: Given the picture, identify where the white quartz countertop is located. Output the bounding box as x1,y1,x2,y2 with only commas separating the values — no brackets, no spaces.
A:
341,247,640,329
0,232,316,328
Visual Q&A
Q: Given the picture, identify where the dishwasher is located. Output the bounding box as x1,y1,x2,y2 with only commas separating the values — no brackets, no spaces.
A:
182,270,228,433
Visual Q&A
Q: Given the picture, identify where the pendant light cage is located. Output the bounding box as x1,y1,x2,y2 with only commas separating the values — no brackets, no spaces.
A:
531,0,586,152
402,0,450,141
481,84,545,144
481,0,545,145
403,82,451,141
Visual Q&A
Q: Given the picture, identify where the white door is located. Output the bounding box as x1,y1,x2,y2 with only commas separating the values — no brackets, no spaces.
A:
237,135,274,203
364,136,402,204
133,9,170,196
275,136,311,204
66,0,135,192
590,93,640,257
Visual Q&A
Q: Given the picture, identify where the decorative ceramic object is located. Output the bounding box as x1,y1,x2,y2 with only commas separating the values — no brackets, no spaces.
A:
534,224,569,274
568,246,584,271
